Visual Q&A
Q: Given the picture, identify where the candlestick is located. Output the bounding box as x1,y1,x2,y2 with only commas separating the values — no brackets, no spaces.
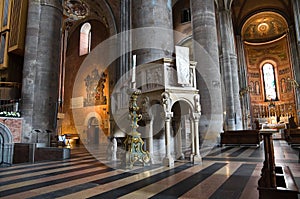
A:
132,55,136,89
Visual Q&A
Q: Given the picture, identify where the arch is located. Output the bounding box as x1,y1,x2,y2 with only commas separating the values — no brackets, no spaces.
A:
0,123,12,143
84,112,102,129
176,36,193,60
0,123,13,166
83,112,108,144
259,59,279,101
66,0,118,37
261,62,278,101
79,22,91,56
172,97,194,114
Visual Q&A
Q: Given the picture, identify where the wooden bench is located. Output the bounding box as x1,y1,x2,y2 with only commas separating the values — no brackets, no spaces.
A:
284,128,300,146
220,130,262,146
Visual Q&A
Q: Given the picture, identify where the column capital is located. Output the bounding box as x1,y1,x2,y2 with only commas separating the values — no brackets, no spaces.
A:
163,112,173,121
192,112,201,121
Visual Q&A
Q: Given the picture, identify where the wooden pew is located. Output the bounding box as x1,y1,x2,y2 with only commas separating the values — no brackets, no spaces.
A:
220,130,262,147
284,128,300,146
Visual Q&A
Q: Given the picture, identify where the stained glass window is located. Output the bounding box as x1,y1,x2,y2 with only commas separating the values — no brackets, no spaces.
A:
0,34,6,64
2,0,10,27
262,63,277,101
79,22,91,56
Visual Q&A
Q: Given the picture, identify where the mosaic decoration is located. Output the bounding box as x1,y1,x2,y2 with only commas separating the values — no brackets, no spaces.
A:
242,11,288,42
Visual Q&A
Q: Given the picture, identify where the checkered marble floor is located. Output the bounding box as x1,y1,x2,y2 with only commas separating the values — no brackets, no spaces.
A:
0,140,299,199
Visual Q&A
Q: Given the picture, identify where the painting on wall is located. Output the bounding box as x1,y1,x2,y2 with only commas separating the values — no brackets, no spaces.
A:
84,69,107,106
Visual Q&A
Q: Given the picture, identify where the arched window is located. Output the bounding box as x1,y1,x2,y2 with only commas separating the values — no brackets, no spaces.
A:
79,22,91,56
262,63,277,101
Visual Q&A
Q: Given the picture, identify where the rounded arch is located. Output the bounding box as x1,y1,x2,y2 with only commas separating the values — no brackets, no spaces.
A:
79,22,91,56
172,97,195,114
259,60,279,101
0,123,13,143
83,112,108,145
0,123,13,166
176,36,193,60
84,112,102,129
80,22,91,33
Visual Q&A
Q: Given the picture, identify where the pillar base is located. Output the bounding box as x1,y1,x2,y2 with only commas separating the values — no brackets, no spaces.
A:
193,154,202,165
190,153,195,162
178,153,185,160
163,156,174,167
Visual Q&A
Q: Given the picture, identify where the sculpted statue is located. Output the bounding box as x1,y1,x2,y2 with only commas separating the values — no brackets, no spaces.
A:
194,94,201,113
161,92,172,113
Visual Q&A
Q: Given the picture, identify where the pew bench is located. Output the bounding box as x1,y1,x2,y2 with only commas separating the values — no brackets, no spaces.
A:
220,130,262,147
284,128,300,146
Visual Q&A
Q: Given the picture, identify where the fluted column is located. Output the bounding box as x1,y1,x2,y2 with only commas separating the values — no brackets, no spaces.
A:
191,0,223,142
21,0,62,143
132,0,174,65
219,9,242,130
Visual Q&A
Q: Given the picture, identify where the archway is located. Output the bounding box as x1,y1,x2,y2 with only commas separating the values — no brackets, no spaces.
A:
241,11,296,127
87,117,100,145
0,123,13,166
171,100,192,160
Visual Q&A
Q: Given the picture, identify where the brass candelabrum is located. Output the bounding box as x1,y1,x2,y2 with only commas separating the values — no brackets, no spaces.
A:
124,89,150,169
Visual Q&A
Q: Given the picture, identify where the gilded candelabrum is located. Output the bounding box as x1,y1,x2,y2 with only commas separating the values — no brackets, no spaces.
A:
124,89,150,169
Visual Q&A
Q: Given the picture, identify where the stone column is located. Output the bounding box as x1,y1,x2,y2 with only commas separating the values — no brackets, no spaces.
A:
148,116,154,162
189,116,195,161
163,112,174,167
288,27,300,124
119,0,131,79
292,0,300,46
190,0,223,143
219,9,242,130
132,0,174,65
193,112,202,164
291,1,300,123
21,0,62,143
236,35,250,129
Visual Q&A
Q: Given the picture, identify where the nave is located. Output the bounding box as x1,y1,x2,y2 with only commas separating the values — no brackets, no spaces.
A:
0,141,299,199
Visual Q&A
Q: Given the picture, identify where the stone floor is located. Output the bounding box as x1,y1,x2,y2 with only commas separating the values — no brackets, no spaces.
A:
0,140,299,199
